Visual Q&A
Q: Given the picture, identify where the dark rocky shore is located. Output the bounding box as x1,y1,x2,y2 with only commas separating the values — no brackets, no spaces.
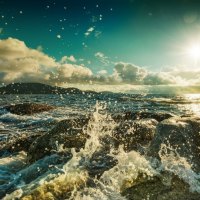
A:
0,82,97,95
0,82,82,95
5,103,55,115
1,101,200,199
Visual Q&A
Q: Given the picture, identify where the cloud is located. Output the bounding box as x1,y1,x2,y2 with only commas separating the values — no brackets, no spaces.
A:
113,63,147,84
143,72,177,85
1,38,200,87
60,55,77,63
36,45,43,52
97,70,107,75
50,64,93,84
88,62,189,85
95,52,110,66
0,38,92,84
0,38,57,83
0,38,56,65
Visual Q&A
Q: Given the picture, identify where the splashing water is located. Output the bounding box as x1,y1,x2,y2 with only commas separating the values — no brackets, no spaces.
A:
158,143,200,193
2,101,200,199
63,102,117,172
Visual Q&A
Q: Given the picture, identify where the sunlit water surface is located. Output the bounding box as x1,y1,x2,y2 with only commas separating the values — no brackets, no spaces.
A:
1,93,200,199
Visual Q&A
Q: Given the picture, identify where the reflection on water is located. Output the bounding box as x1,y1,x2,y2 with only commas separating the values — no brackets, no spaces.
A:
178,104,200,116
178,94,200,116
184,94,200,100
1,93,200,199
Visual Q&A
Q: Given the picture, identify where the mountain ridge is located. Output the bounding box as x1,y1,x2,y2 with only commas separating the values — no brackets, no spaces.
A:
0,82,88,94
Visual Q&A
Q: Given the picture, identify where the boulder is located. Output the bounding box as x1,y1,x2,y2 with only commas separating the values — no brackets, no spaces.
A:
27,118,89,162
148,117,200,172
0,133,43,156
113,111,174,123
113,119,158,152
122,172,200,200
5,103,55,115
86,149,118,178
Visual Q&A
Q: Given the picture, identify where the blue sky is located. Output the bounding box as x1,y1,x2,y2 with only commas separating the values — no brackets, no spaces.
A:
1,0,200,70
1,0,200,87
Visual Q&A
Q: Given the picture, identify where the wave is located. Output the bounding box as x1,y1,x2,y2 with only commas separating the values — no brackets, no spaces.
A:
120,96,200,104
1,102,200,199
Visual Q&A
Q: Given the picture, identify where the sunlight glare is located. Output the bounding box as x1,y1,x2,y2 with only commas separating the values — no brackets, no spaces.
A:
188,44,200,59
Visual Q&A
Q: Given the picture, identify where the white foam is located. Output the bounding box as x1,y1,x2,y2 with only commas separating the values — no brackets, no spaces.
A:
159,143,200,193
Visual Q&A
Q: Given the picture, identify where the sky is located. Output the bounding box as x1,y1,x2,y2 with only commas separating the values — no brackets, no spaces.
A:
1,0,200,88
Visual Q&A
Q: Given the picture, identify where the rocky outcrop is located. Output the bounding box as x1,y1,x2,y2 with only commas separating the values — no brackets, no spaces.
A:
122,172,200,200
148,117,200,172
0,82,83,94
27,118,89,162
113,119,158,152
113,111,174,123
0,133,43,156
5,103,55,115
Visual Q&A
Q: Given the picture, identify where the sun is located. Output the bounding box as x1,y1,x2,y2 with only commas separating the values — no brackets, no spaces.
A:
188,44,200,60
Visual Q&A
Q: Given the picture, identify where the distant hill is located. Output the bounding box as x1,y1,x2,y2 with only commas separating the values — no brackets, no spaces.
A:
0,83,85,94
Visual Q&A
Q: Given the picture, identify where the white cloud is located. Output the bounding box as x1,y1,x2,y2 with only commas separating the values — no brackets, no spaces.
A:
0,38,57,83
95,52,105,59
0,38,56,66
60,55,77,63
111,63,195,85
95,52,110,65
48,64,93,85
97,70,107,75
1,38,200,87
0,38,92,84
143,72,177,85
113,63,147,84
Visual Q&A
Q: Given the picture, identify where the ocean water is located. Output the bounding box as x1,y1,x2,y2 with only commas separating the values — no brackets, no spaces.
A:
1,92,200,199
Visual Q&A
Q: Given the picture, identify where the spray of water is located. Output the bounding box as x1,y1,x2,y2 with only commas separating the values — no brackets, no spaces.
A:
3,101,200,199
158,143,200,193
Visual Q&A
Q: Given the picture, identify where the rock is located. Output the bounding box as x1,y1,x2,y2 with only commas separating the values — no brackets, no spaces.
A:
48,117,89,136
27,118,89,162
122,172,200,200
113,111,174,123
0,82,83,95
113,119,158,152
0,133,43,156
87,149,118,178
5,103,55,115
148,117,200,172
20,171,88,200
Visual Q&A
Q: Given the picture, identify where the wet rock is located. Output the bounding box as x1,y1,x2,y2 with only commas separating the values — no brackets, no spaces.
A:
19,171,88,200
0,133,43,156
27,118,89,162
148,117,200,172
113,111,174,123
5,103,55,115
122,172,200,200
87,150,118,178
113,119,158,152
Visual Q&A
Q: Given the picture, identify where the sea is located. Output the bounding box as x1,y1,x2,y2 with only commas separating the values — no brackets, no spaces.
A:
1,92,200,199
